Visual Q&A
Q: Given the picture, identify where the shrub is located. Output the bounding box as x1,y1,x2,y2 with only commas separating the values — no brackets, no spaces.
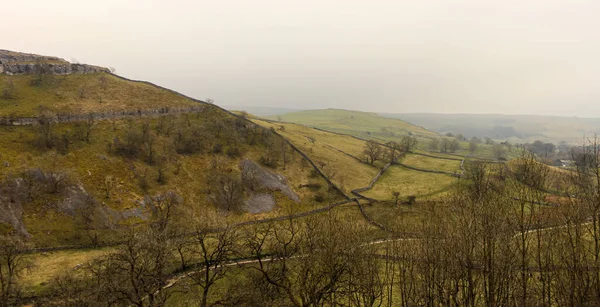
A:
226,147,241,158
212,144,223,154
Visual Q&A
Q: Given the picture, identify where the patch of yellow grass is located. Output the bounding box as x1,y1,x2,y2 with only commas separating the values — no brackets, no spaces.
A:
22,247,114,292
363,165,458,201
252,119,380,193
401,153,462,173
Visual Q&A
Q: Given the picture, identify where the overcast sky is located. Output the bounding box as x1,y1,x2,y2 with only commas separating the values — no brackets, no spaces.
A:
3,0,600,116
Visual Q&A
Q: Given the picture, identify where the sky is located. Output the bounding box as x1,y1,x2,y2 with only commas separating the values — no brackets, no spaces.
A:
3,0,600,117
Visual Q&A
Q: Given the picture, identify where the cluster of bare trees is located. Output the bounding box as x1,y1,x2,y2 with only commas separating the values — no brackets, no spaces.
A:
39,204,391,307
32,108,96,153
429,137,461,153
260,134,291,169
0,236,31,307
363,136,418,165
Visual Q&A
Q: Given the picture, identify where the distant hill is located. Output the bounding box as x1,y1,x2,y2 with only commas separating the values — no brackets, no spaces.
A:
266,109,439,145
382,113,600,144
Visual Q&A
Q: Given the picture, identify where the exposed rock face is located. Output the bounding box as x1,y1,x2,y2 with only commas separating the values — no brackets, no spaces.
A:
239,159,300,203
0,49,109,75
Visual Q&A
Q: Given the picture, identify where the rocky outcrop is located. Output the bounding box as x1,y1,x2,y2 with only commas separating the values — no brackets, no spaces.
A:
239,159,300,203
0,49,108,75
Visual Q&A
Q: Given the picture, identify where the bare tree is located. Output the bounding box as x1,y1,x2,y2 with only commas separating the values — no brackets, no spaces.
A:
385,141,403,163
74,194,104,246
86,228,174,306
428,138,440,152
0,236,30,307
36,108,56,149
146,191,182,232
363,140,384,165
189,224,238,307
102,175,115,199
400,135,418,152
492,144,507,159
469,139,478,154
207,158,243,211
83,113,95,142
449,138,460,153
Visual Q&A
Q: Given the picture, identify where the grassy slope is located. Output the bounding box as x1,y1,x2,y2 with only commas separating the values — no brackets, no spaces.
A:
0,72,343,247
1,117,340,247
266,109,438,145
0,73,199,116
251,118,380,193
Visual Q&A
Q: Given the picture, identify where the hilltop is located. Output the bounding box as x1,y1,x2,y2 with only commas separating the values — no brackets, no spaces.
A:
0,49,108,75
0,50,202,117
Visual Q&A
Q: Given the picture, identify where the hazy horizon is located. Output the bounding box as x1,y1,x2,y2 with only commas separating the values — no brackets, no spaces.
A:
3,0,600,117
226,105,600,120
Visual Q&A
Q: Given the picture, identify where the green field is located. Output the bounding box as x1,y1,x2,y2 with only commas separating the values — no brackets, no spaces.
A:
400,153,462,173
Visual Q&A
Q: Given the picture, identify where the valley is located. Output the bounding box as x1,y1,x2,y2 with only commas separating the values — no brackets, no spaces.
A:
0,50,597,306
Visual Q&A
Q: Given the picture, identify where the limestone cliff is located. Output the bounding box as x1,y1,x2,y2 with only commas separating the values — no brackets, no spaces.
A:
0,49,109,75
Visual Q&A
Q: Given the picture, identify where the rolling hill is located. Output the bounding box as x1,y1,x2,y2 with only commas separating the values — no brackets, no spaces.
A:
265,108,439,144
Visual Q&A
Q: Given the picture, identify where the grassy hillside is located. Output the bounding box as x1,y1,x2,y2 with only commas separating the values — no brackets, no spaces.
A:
0,72,345,248
0,72,200,117
251,118,380,193
266,108,439,143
